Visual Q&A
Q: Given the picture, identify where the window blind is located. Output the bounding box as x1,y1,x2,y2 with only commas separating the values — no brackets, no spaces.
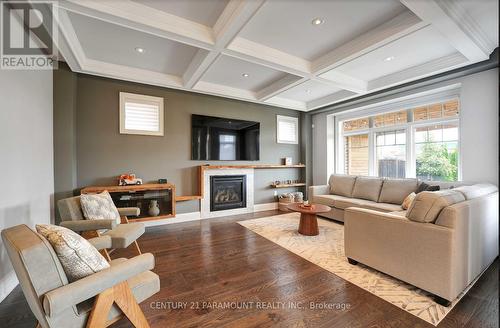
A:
124,101,160,132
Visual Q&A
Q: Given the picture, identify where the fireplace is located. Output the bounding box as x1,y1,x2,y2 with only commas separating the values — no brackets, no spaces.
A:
210,175,247,212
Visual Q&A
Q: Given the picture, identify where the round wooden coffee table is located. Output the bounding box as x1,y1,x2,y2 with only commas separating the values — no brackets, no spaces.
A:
287,203,331,236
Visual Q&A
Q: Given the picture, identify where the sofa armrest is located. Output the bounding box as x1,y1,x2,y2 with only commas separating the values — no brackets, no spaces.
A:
60,219,117,232
87,235,112,250
43,253,155,317
117,207,140,217
308,185,329,200
344,207,454,299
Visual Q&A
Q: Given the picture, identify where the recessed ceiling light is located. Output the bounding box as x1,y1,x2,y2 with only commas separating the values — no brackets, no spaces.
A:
311,18,324,25
242,73,249,77
384,56,395,62
305,89,311,94
135,47,145,53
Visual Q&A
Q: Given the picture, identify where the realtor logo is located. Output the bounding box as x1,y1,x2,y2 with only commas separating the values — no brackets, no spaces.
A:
1,1,58,70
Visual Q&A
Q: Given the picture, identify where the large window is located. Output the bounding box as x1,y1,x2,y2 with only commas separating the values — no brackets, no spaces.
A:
345,134,369,175
415,123,459,181
338,98,460,181
376,130,406,178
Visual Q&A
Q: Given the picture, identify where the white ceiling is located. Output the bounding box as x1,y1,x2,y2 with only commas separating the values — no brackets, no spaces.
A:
239,0,407,60
56,0,499,112
201,55,287,92
134,0,229,27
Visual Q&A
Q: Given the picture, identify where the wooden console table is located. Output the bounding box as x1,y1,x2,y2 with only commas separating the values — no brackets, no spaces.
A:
81,183,176,222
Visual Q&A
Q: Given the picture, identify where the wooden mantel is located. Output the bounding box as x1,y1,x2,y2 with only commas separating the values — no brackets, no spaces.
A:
178,164,306,202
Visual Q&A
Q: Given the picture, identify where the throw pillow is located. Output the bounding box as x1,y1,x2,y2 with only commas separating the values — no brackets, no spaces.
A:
36,224,110,282
406,190,465,223
402,192,416,210
416,182,441,194
80,191,121,224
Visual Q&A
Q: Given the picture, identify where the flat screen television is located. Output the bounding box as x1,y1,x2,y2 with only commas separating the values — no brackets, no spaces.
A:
191,114,260,161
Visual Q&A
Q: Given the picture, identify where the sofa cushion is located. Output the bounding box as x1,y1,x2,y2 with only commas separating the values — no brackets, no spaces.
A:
329,174,357,197
378,178,418,204
332,197,402,212
416,181,440,193
313,194,337,207
406,190,465,223
36,224,110,282
453,184,498,200
352,176,384,202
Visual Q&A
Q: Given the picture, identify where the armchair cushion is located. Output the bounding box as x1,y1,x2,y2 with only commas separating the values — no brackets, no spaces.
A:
103,222,145,249
80,191,121,224
43,253,155,317
36,224,110,282
60,219,116,232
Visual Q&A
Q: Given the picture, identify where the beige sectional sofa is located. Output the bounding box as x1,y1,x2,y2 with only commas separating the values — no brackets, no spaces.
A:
309,175,499,306
309,175,420,222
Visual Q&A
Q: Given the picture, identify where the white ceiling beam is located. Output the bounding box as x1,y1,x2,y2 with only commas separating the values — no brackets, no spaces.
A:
307,90,358,111
53,9,85,71
256,76,307,101
225,37,311,75
264,97,307,112
183,0,265,89
183,50,220,89
312,75,367,94
400,0,493,62
368,52,468,91
58,0,215,49
312,11,427,75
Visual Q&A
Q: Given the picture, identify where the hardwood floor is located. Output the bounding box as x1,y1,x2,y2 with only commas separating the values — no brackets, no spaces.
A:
1,210,498,328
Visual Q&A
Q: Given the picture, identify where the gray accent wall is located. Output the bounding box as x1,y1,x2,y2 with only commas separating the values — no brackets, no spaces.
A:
0,69,54,302
54,65,303,214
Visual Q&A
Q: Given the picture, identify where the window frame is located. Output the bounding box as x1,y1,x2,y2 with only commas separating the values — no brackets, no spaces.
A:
119,92,164,136
276,115,299,144
333,88,461,181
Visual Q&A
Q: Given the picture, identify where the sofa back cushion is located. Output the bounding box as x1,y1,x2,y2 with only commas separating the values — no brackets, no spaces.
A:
329,174,357,197
406,190,465,223
452,183,498,200
378,178,418,205
351,176,383,202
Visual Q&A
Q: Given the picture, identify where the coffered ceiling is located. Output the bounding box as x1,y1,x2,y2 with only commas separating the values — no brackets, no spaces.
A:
55,0,499,111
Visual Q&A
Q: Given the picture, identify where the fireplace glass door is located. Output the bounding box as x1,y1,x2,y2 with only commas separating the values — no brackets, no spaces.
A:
210,175,246,212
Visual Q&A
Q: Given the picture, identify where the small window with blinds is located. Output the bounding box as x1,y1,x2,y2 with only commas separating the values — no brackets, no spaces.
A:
276,115,299,144
119,92,164,136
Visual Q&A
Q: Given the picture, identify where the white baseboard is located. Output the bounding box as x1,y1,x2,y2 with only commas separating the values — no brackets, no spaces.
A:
254,202,279,212
144,203,278,228
0,271,18,303
143,211,202,227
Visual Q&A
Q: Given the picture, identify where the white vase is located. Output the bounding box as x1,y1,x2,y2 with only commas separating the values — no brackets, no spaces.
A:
148,200,160,216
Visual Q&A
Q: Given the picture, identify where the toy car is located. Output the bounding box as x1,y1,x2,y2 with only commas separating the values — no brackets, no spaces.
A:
118,174,143,186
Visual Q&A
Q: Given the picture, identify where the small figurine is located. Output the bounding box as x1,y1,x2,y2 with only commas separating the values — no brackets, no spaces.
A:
118,173,143,186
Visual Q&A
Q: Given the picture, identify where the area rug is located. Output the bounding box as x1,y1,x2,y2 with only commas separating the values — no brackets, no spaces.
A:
238,213,479,326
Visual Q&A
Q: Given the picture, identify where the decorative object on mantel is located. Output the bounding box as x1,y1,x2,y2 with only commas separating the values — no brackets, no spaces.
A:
81,183,175,222
283,157,293,165
118,173,143,186
278,192,303,211
158,178,168,184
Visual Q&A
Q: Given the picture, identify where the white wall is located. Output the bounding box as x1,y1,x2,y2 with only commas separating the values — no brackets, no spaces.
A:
312,68,499,185
0,69,54,302
459,69,499,184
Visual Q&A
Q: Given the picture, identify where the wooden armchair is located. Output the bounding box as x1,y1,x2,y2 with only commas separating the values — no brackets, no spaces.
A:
1,225,159,328
58,196,144,260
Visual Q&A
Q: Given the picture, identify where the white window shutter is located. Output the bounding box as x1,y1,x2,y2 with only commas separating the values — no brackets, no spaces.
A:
119,92,164,136
277,115,298,144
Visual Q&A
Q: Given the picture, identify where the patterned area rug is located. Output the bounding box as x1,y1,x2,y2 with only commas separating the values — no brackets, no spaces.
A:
238,213,477,326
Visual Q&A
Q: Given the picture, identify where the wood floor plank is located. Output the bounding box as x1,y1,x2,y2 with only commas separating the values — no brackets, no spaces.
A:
0,210,497,328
